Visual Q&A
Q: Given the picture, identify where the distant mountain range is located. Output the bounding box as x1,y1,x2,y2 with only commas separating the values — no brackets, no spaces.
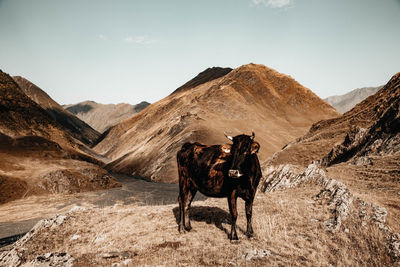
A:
324,86,382,113
64,100,150,133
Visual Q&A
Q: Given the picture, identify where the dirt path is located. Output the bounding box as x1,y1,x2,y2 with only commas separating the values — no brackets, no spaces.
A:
0,173,206,242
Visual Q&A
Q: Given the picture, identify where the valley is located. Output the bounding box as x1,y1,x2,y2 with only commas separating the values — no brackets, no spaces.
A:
0,64,399,266
0,173,190,242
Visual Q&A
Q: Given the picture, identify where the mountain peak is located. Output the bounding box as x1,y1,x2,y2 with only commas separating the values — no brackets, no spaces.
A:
172,67,233,94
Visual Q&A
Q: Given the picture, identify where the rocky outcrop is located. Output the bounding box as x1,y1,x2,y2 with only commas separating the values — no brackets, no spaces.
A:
27,252,75,267
260,163,400,260
38,168,119,194
261,164,353,232
241,248,271,261
321,94,400,167
0,215,70,266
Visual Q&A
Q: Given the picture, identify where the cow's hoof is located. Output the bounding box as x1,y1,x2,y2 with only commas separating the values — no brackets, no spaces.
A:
230,238,240,243
229,234,239,241
184,225,192,231
178,225,186,233
245,232,254,238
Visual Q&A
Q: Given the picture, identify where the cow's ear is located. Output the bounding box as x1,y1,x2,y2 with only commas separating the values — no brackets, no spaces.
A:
251,142,260,154
221,144,231,154
251,131,255,140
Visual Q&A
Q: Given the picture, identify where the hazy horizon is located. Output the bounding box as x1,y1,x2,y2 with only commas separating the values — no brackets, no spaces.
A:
1,0,399,105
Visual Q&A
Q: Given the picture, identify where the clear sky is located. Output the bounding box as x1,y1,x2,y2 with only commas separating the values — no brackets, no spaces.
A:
1,0,399,105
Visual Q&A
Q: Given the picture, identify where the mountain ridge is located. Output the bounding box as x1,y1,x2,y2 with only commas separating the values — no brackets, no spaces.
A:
12,76,100,146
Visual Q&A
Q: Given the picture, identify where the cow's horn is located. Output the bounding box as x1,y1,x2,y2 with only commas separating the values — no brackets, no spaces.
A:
251,131,255,140
224,132,233,141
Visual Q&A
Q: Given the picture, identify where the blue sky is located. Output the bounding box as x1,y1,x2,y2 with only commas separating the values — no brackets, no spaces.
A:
0,0,399,105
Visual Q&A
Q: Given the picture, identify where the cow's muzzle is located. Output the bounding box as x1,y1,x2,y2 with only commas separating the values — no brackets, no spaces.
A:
229,169,242,178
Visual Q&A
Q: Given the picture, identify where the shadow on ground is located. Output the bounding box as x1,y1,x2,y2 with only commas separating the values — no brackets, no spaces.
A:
172,205,245,238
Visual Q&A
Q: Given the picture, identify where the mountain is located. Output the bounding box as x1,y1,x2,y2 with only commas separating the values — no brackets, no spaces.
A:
64,100,150,133
94,63,340,182
320,75,399,167
0,70,119,204
270,73,399,168
0,71,74,148
12,76,100,146
264,72,400,245
325,86,382,113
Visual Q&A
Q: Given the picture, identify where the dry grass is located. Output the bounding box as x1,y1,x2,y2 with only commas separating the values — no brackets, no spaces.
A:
325,156,400,234
7,183,395,266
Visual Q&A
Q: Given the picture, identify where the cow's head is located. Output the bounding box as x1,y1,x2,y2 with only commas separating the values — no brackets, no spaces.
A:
225,132,260,178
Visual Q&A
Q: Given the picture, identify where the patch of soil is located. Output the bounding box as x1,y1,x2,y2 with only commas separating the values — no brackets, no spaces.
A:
0,175,27,204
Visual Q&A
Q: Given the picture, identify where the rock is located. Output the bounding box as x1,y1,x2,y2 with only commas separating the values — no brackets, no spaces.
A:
70,235,80,241
241,248,271,261
260,163,326,193
102,252,120,259
315,177,353,233
0,248,23,266
372,206,387,229
69,205,86,213
388,233,400,261
94,234,107,243
260,164,299,192
0,214,69,266
352,156,372,166
25,252,74,267
112,258,133,267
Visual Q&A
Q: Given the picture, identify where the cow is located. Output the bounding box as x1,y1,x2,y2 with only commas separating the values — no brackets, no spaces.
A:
177,132,262,240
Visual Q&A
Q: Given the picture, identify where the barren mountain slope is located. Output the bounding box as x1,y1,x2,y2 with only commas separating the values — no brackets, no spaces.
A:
94,63,339,182
266,72,400,236
0,71,119,204
64,100,150,133
270,72,400,167
12,76,100,146
325,86,382,113
0,70,74,149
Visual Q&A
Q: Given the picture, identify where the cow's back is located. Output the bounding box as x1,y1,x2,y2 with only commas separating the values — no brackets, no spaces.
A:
177,142,233,197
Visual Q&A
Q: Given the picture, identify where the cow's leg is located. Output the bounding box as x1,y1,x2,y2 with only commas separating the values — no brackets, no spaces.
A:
227,191,238,240
184,188,197,231
178,193,185,233
178,163,189,233
245,199,254,238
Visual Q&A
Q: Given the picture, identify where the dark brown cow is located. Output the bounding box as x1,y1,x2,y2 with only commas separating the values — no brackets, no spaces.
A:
177,132,262,240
